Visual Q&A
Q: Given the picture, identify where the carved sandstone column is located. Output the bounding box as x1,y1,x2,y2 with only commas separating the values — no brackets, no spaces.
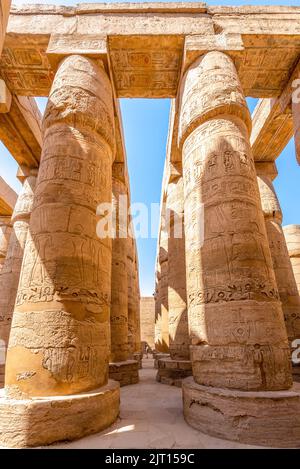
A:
154,265,163,353
0,216,12,273
284,225,300,296
0,169,36,387
109,170,139,386
180,52,300,448
110,173,128,363
156,174,192,385
256,162,300,348
132,248,142,368
0,55,119,448
127,234,136,357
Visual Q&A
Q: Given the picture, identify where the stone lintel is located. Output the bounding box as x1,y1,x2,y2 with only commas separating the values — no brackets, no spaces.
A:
0,176,17,216
0,95,42,168
0,79,11,113
251,58,300,163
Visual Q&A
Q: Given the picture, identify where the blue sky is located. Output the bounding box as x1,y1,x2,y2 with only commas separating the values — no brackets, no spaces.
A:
1,0,300,296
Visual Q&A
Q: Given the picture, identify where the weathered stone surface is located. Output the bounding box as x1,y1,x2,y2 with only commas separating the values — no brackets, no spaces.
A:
166,174,189,361
179,51,291,392
284,225,300,297
0,78,11,113
183,377,300,448
0,380,120,448
0,176,17,215
3,4,300,98
156,357,192,387
127,235,136,357
109,360,139,387
110,174,128,363
5,55,115,398
140,296,155,350
0,0,10,57
256,163,300,347
0,96,42,168
0,170,36,387
0,216,11,272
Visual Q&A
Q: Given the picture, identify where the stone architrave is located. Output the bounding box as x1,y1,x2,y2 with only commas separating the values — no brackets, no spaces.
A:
179,51,300,447
0,169,37,387
0,55,119,448
256,163,300,349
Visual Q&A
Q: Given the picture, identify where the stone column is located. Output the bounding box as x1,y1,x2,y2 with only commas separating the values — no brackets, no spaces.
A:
0,1,11,58
0,216,12,273
180,52,300,448
159,206,169,354
284,225,300,296
108,169,139,386
0,168,36,387
0,55,119,448
156,174,192,386
256,162,300,349
292,84,300,165
110,173,128,363
154,265,163,353
132,248,142,368
127,234,136,357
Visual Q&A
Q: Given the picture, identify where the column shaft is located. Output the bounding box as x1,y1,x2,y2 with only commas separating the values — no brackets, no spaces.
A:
0,172,36,386
0,216,12,272
283,225,300,296
5,55,115,397
179,51,291,391
110,175,128,362
167,176,189,360
256,166,300,345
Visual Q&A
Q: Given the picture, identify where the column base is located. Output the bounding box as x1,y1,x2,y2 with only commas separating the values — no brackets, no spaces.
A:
0,380,120,448
109,360,139,386
182,376,300,448
154,353,170,369
133,352,143,369
156,358,192,387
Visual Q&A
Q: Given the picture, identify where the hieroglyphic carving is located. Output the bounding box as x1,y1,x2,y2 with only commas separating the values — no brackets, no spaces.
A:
109,36,184,98
110,176,129,362
179,51,292,391
256,164,300,347
166,176,189,360
0,171,36,387
5,55,115,398
284,225,300,299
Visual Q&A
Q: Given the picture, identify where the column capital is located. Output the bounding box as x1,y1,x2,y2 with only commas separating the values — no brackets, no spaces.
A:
178,51,251,148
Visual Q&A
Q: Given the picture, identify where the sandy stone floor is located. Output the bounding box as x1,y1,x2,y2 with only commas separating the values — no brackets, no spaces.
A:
47,358,261,449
